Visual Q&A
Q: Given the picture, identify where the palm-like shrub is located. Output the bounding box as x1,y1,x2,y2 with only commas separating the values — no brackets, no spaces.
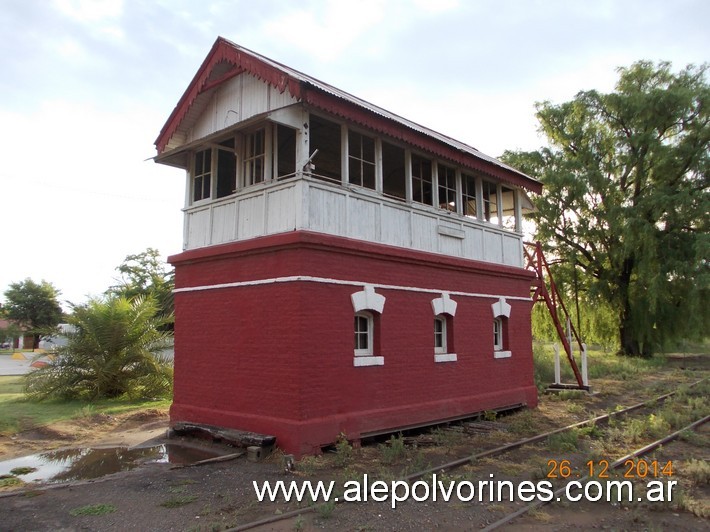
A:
26,295,173,400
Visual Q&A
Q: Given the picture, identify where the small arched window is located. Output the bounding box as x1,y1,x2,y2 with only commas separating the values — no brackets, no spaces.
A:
434,316,447,354
493,317,504,351
354,311,373,356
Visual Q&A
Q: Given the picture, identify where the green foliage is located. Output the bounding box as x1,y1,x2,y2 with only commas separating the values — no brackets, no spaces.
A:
160,495,198,508
333,432,353,467
685,458,710,485
547,428,582,452
379,434,406,464
25,295,173,401
316,499,336,519
0,477,22,488
531,286,618,351
107,248,175,330
69,503,117,516
9,467,37,475
0,321,22,349
3,279,63,348
503,61,710,357
0,375,169,436
483,410,497,422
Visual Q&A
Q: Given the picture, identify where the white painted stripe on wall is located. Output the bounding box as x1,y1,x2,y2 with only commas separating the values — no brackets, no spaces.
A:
174,275,532,302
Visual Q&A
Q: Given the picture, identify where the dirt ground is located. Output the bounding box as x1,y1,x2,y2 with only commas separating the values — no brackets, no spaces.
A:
0,355,707,531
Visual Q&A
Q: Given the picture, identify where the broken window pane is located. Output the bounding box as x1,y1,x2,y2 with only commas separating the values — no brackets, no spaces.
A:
216,147,236,198
309,115,341,182
482,179,498,222
276,124,296,178
382,142,405,200
462,173,477,218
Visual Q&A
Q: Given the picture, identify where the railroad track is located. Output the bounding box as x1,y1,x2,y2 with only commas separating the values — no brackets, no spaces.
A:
229,378,708,531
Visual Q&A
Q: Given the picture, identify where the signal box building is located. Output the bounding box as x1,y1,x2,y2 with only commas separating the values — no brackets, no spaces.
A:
156,37,541,456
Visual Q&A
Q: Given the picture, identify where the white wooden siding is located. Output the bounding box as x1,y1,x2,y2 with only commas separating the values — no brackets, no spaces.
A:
189,72,298,143
182,177,524,268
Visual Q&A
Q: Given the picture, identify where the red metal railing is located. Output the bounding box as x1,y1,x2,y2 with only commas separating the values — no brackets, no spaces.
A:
524,241,586,389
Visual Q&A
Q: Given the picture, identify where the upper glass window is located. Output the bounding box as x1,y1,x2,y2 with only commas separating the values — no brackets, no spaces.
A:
434,316,447,354
462,173,477,218
193,149,211,202
354,312,373,355
482,179,498,222
438,165,456,212
412,154,432,206
244,129,266,186
348,130,376,189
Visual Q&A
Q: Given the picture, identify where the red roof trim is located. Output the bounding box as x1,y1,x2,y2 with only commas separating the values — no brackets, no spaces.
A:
155,38,303,153
156,37,541,193
302,87,542,193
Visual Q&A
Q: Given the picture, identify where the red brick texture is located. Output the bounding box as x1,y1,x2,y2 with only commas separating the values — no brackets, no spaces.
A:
169,231,538,456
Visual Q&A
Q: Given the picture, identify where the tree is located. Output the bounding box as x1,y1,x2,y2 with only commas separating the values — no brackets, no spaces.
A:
3,279,63,349
25,295,173,400
107,248,174,329
503,61,709,357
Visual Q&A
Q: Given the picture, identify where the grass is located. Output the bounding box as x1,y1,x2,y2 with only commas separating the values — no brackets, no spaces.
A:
69,503,117,516
533,342,673,392
160,495,198,508
0,375,170,435
0,477,23,488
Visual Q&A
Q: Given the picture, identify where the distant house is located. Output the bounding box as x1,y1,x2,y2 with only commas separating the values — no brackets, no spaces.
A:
155,37,541,456
0,319,30,349
38,323,75,350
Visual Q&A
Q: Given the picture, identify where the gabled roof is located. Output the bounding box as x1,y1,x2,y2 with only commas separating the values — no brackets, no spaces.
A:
156,37,541,193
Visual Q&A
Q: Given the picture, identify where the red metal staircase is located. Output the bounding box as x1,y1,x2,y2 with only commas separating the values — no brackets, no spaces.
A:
524,242,589,391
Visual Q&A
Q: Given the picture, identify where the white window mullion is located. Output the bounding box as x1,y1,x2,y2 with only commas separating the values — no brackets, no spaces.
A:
264,124,273,182
375,137,383,193
475,176,484,221
431,161,439,208
341,124,349,186
496,183,503,226
405,149,412,203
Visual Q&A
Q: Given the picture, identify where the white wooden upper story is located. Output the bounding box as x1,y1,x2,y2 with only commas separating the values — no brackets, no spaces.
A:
155,38,541,268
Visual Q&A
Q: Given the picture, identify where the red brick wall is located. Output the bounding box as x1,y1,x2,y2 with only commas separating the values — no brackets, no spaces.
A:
169,231,537,456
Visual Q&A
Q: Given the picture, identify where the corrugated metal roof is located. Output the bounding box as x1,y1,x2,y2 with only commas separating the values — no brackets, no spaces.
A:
156,37,540,191
217,38,536,185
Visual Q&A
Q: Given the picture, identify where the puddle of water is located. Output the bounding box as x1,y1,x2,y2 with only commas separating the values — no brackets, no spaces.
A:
0,444,221,484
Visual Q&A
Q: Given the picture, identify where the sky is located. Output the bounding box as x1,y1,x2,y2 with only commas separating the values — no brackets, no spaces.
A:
1,0,708,310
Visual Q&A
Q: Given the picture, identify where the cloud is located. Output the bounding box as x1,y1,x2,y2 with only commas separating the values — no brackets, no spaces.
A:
52,0,123,23
261,0,390,62
0,99,183,306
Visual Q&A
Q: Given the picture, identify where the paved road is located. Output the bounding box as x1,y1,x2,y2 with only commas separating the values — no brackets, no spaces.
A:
0,354,36,375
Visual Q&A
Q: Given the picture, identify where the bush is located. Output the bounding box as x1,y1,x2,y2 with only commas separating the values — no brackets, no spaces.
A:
25,295,173,401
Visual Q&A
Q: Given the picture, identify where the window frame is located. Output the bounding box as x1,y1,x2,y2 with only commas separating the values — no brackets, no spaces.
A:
482,179,498,223
243,127,267,186
192,148,212,204
437,164,457,212
434,316,447,354
493,317,503,351
348,129,376,190
354,311,374,356
462,172,477,218
411,153,433,206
